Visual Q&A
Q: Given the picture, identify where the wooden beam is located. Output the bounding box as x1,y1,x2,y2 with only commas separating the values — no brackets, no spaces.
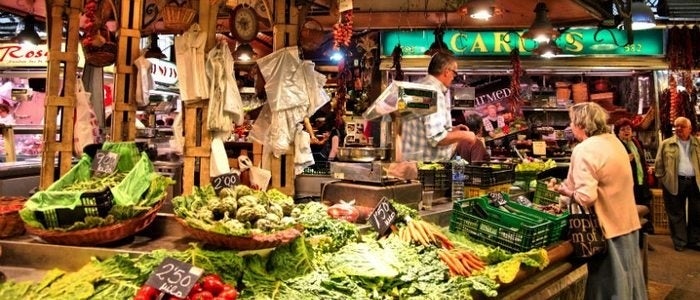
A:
111,0,143,142
40,0,82,189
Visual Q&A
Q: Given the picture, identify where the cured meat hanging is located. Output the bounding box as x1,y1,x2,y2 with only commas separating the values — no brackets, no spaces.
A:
660,73,698,138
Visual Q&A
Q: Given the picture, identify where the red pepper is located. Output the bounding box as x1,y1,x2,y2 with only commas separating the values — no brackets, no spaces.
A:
135,285,159,300
218,286,238,300
190,291,214,300
200,275,224,295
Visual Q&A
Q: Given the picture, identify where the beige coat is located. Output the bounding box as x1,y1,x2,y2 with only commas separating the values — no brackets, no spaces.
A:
654,135,700,195
564,133,641,239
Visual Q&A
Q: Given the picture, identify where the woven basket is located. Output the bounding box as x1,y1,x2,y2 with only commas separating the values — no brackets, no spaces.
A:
162,5,197,32
300,18,326,51
84,40,118,67
638,106,656,130
174,217,302,250
25,201,163,246
572,83,588,103
0,196,26,238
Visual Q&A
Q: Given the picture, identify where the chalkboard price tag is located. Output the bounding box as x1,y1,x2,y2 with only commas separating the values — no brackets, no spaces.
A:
91,150,119,177
368,197,398,236
211,172,240,194
145,257,204,298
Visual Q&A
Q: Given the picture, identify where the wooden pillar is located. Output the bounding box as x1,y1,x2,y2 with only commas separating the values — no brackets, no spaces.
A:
111,0,144,141
40,0,82,189
180,0,221,194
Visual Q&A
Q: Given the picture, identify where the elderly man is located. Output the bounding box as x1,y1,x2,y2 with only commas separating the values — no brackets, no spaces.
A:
654,116,700,252
400,52,476,162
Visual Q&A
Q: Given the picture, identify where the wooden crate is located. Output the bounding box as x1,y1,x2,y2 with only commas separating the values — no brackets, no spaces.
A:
651,189,670,235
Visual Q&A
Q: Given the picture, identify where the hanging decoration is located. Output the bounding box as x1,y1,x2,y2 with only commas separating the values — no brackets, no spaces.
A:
332,10,353,49
509,48,523,118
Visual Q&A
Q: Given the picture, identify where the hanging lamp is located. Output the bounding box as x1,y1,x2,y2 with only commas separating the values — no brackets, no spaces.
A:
467,0,495,20
532,39,562,58
14,14,41,45
522,2,560,43
144,34,167,59
630,1,656,30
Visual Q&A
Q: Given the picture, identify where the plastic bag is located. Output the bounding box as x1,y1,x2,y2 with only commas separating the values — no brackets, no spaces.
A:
73,79,100,156
134,55,153,107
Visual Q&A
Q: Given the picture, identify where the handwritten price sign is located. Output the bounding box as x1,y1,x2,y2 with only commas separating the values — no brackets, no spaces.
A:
145,257,204,298
368,197,398,236
91,150,119,177
211,172,240,194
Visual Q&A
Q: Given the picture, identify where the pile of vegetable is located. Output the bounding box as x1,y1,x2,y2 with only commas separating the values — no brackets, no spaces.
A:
172,185,297,236
134,274,239,300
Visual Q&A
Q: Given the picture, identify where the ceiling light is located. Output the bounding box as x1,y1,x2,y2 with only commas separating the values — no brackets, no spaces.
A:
533,40,562,58
235,43,256,62
522,2,560,43
424,28,453,56
14,15,42,45
630,2,656,30
468,0,495,20
144,34,166,59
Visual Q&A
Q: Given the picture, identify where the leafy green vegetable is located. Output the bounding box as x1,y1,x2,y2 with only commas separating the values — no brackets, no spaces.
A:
268,236,315,280
296,202,360,252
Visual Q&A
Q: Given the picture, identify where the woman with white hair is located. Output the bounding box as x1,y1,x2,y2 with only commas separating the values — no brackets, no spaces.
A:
557,102,647,299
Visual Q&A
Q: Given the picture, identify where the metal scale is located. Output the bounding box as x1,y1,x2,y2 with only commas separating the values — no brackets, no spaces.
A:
320,81,440,209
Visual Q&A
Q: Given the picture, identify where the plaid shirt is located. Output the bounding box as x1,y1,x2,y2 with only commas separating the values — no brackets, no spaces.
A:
400,75,454,162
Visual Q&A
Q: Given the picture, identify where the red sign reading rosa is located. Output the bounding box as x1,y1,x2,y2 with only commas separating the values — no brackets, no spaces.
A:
0,44,51,66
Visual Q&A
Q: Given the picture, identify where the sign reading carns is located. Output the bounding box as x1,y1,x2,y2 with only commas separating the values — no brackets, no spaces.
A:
380,28,664,57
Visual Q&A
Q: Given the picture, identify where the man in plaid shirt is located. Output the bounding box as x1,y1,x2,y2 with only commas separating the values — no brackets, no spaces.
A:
400,53,476,162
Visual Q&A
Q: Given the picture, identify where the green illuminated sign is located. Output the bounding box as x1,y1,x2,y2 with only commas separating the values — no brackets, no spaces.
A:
380,28,664,57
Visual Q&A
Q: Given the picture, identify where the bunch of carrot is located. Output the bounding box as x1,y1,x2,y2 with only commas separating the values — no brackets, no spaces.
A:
437,249,486,277
394,219,453,249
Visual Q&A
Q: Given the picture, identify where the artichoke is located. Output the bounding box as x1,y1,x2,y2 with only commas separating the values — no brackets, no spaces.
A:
237,195,258,208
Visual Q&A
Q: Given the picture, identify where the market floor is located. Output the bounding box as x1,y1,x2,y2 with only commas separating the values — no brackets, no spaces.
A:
646,234,700,300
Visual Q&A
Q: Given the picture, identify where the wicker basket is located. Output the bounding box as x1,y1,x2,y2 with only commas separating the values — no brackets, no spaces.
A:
174,217,302,250
25,201,163,246
0,196,26,238
300,18,326,51
84,31,118,67
162,5,197,32
638,106,656,130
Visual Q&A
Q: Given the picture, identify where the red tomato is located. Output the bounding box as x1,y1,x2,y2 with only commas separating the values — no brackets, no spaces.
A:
189,282,204,295
218,286,238,300
200,275,225,295
190,291,214,300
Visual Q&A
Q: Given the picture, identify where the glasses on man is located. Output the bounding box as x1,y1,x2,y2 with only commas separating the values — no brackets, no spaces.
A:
447,68,458,76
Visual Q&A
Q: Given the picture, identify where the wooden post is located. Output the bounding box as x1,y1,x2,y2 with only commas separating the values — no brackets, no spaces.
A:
1,126,15,163
180,0,221,194
111,0,144,141
40,0,82,189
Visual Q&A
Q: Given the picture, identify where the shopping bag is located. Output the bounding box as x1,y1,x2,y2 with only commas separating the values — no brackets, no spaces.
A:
568,202,607,258
73,79,100,156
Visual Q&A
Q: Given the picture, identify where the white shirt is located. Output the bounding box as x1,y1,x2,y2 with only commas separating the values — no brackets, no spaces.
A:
677,139,695,177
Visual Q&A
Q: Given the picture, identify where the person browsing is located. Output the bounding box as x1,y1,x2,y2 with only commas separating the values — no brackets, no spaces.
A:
557,102,647,299
399,52,476,162
654,116,700,252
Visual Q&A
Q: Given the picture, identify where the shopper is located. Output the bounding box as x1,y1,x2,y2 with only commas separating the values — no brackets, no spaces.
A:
400,52,475,162
454,113,490,163
557,102,647,300
653,116,700,252
614,118,655,244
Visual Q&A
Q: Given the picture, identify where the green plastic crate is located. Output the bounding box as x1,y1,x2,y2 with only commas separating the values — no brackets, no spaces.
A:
480,193,569,244
534,177,561,205
450,197,551,253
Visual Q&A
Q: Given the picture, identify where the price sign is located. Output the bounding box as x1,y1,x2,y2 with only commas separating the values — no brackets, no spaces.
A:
338,0,353,12
145,257,204,298
532,141,547,156
91,150,119,177
368,197,398,236
211,172,240,194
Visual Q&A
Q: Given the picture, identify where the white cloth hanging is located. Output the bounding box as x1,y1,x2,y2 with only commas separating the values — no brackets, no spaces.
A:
174,24,209,102
294,124,314,175
134,55,153,107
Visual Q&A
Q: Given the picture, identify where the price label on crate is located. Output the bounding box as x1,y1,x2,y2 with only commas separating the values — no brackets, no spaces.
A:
91,150,119,177
145,257,204,298
368,197,398,236
211,172,240,194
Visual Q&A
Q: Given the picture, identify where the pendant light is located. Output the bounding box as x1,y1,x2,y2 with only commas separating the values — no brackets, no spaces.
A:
532,40,562,59
467,0,495,20
630,1,656,30
522,2,560,43
424,27,453,56
144,34,167,59
14,14,42,45
235,43,256,62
